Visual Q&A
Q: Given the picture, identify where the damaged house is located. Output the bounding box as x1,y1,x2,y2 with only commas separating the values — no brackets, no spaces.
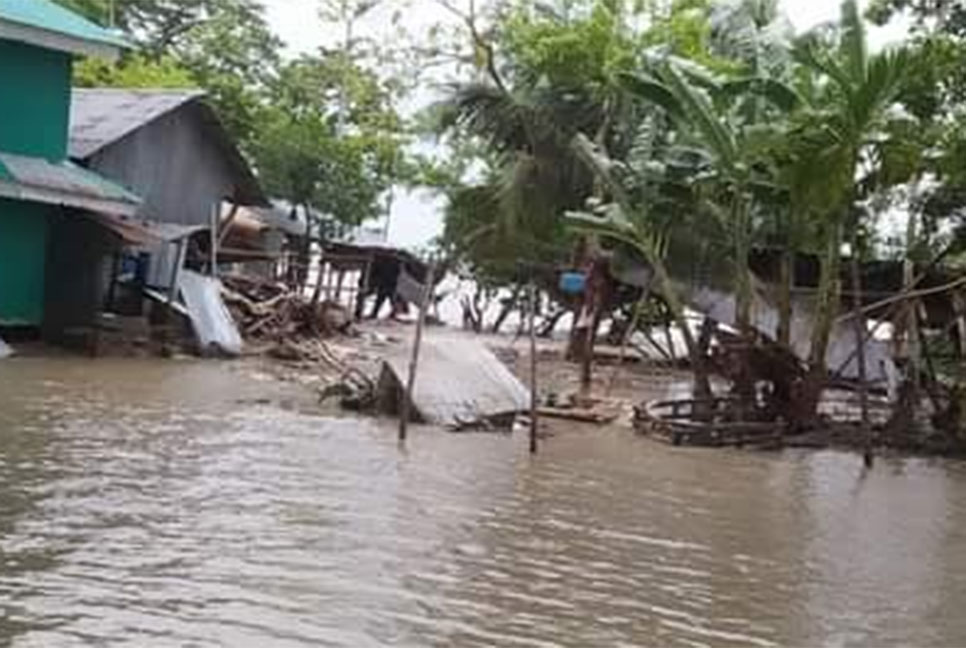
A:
58,89,273,353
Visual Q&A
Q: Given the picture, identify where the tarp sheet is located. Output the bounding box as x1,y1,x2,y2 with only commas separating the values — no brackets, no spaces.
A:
179,270,242,357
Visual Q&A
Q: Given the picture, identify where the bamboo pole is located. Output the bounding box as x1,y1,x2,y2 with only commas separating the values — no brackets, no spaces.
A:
398,259,437,442
529,282,539,455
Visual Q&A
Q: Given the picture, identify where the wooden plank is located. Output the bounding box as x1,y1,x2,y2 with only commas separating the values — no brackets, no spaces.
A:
538,407,618,424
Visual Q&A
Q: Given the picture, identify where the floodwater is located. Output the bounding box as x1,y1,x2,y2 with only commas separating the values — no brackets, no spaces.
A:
2,359,966,647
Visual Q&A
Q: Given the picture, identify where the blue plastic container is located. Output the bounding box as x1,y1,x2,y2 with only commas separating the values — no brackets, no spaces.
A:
559,271,586,295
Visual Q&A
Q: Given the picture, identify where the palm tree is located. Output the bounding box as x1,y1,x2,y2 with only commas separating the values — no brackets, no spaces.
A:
790,0,911,417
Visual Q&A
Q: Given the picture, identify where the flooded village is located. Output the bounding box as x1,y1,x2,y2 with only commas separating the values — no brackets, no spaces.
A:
6,0,966,645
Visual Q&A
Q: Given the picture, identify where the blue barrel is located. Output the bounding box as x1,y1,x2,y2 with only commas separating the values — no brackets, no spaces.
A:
559,271,586,295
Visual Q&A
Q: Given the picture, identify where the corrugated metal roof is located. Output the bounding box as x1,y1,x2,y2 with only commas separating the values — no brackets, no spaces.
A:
0,151,140,216
69,88,268,207
69,88,205,159
0,0,127,55
86,213,206,245
381,334,531,427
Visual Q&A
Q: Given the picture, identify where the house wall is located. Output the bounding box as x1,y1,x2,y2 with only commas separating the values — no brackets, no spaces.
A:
0,199,50,326
43,212,116,339
0,40,71,158
85,102,237,227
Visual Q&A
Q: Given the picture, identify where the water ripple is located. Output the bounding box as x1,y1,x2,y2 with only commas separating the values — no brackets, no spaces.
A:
2,359,966,646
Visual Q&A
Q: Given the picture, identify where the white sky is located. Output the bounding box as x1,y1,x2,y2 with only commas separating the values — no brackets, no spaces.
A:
261,0,909,248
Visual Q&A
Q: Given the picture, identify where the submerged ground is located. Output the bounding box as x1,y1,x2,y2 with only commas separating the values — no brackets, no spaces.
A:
1,354,965,647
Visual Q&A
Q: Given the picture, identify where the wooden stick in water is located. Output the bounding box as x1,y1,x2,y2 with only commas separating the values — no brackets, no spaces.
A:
399,260,437,442
529,282,539,454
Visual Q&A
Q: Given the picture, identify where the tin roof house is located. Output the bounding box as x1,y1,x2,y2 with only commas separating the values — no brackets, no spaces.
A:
60,88,278,354
69,88,268,227
0,0,140,334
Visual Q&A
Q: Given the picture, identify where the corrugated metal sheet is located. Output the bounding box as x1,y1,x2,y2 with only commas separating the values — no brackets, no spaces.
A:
382,333,530,427
179,270,243,357
0,151,139,216
69,89,205,159
86,213,206,245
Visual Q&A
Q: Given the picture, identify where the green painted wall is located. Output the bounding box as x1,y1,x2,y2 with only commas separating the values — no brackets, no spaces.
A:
0,199,49,325
0,39,71,159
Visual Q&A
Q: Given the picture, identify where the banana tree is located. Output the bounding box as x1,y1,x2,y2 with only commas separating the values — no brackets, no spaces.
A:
615,58,800,408
566,133,717,403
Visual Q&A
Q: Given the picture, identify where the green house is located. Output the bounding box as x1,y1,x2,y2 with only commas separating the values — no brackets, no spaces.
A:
0,0,139,329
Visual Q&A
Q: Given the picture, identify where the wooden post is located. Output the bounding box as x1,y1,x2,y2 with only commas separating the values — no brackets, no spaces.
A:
217,203,240,246
529,282,539,454
311,255,326,306
954,290,966,358
398,259,437,442
209,204,219,278
106,251,121,312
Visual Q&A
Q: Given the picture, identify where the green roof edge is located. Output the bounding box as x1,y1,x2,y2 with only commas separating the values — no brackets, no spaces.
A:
0,0,129,51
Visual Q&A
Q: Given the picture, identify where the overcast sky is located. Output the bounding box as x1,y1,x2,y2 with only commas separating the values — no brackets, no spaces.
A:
264,0,905,56
260,0,907,248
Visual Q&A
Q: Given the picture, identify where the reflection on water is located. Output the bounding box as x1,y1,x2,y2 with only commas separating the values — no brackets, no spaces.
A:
2,358,966,647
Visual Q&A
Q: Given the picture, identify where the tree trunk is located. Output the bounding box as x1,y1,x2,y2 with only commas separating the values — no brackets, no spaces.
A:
777,245,794,349
649,259,709,401
490,285,521,334
798,220,843,425
732,195,756,410
691,318,717,420
538,308,566,338
733,196,753,334
849,233,872,466
893,212,923,435
577,254,610,403
298,204,313,294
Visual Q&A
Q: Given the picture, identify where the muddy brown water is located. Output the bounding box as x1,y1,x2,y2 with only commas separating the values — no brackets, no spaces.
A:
2,358,966,647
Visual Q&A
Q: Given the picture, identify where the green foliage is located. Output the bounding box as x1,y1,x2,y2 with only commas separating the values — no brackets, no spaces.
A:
73,54,196,89
54,0,411,232
56,0,280,146
255,114,387,228
503,2,637,90
253,54,405,229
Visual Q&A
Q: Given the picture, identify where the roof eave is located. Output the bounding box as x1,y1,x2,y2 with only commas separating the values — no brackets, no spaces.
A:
0,19,122,60
0,179,138,217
